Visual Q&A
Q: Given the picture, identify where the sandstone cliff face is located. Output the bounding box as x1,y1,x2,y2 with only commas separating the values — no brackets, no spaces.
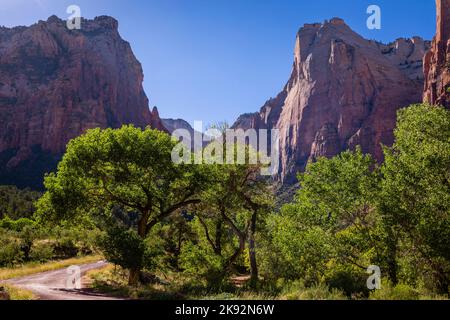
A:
233,18,429,184
0,16,164,188
424,0,450,108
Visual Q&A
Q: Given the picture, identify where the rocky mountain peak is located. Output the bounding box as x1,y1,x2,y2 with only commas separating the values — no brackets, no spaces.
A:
0,16,164,188
233,18,429,184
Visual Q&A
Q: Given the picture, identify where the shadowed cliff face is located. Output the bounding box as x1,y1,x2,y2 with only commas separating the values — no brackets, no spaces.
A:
424,0,450,108
0,15,165,189
233,18,430,184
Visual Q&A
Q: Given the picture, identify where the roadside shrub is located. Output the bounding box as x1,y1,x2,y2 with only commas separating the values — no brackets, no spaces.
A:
29,242,54,263
1,284,34,300
0,240,23,267
50,225,101,257
18,225,40,261
52,238,79,259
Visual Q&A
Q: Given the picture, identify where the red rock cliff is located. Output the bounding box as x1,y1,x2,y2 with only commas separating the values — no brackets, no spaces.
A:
424,0,450,108
0,16,165,188
233,18,429,184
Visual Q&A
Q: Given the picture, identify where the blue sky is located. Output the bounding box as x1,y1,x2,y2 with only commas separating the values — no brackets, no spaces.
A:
0,0,436,125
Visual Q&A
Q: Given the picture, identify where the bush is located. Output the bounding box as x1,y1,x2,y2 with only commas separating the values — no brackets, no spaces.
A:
279,281,347,300
52,238,79,259
259,213,334,284
51,225,101,257
0,186,41,220
369,283,420,300
0,217,36,232
99,226,145,271
0,240,23,267
29,242,54,263
179,240,231,291
325,265,369,298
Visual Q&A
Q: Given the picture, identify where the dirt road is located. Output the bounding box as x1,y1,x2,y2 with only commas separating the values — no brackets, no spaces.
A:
3,261,121,300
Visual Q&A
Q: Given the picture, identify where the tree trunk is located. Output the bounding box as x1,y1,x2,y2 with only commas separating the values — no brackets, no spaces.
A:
215,220,223,256
174,225,183,270
248,210,258,288
129,210,150,286
385,228,398,285
221,210,247,274
128,267,140,286
432,262,450,295
222,233,246,276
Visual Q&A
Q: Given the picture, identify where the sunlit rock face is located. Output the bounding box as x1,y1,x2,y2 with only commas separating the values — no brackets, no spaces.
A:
424,0,450,108
233,18,429,184
0,16,165,188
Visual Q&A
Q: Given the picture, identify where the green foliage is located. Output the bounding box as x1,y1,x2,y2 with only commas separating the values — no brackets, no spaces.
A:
294,148,380,233
279,281,347,300
35,125,213,284
179,144,274,289
52,238,79,259
369,283,420,300
1,104,445,299
36,125,211,225
0,216,36,232
0,186,41,220
0,229,23,267
324,264,369,298
381,104,450,293
99,226,146,271
259,104,450,298
179,239,227,287
28,242,54,263
0,216,99,266
261,149,379,295
262,214,333,283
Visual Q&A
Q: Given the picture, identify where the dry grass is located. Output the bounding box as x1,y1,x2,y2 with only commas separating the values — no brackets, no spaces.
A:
0,255,102,280
1,284,36,300
86,266,185,300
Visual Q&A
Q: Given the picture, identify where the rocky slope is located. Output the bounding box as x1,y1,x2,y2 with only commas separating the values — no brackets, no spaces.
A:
162,118,209,150
233,18,430,184
424,0,450,108
162,118,195,136
0,16,164,188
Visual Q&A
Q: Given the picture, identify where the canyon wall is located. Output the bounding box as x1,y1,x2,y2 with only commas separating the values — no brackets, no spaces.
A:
0,16,164,188
233,18,430,183
424,0,450,108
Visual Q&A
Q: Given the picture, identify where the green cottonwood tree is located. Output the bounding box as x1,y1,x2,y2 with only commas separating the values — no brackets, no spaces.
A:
36,125,212,285
180,141,273,288
263,149,380,289
381,104,450,293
